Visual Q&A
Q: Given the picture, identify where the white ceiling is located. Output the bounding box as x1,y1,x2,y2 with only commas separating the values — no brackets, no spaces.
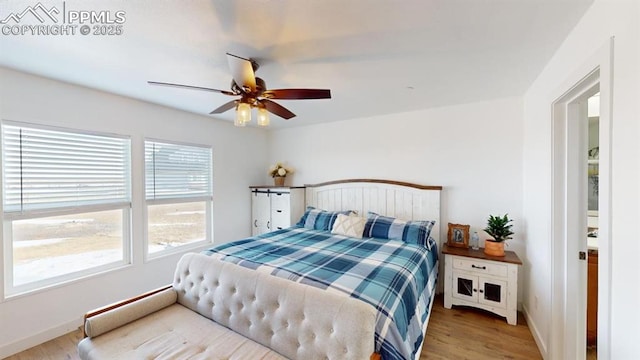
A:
0,0,593,128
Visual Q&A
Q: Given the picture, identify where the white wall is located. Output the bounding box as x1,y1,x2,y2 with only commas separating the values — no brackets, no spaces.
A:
0,67,269,357
522,0,639,358
268,96,525,269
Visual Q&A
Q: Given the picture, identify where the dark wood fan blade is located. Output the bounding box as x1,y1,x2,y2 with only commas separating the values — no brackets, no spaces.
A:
148,81,235,95
261,99,296,120
262,89,331,100
226,53,256,93
209,100,238,114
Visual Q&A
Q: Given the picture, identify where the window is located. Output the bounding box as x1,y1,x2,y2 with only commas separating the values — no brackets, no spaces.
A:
144,140,212,256
2,122,131,296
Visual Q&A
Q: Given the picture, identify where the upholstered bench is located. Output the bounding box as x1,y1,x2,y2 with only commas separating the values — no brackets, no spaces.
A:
78,253,379,359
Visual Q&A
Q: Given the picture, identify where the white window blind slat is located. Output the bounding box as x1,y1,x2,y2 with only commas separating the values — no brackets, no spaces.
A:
145,141,212,200
2,124,131,213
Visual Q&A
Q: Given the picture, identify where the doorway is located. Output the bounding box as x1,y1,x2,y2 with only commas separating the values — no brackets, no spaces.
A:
586,93,599,359
550,39,612,360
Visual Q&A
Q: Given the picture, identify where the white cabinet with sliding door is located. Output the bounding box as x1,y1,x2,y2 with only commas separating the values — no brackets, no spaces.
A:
250,186,305,236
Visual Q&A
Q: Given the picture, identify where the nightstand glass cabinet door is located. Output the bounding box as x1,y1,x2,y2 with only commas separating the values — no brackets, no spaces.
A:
478,278,507,307
452,270,507,309
453,273,477,302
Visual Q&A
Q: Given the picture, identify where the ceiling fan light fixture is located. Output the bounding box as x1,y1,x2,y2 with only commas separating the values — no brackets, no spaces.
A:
257,107,270,127
235,102,251,126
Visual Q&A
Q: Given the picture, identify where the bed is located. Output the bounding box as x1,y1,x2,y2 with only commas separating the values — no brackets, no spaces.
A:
204,179,442,360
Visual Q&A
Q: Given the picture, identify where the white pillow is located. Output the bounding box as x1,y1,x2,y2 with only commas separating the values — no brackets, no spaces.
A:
331,213,367,239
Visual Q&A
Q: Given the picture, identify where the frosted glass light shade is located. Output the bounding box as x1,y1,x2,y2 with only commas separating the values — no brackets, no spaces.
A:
257,107,270,127
235,103,251,126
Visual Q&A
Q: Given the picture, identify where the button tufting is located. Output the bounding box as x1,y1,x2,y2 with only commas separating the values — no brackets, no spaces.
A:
330,328,334,334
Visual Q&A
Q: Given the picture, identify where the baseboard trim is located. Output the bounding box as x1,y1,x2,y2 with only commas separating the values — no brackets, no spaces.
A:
0,317,82,358
523,304,547,359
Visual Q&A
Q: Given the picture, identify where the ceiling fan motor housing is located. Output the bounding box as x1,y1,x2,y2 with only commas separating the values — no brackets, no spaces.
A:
231,77,266,96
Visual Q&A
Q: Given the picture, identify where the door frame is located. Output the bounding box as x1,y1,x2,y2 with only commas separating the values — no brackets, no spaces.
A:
550,38,613,360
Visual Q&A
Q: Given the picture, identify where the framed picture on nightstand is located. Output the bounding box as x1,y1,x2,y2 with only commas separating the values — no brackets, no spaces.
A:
447,223,470,248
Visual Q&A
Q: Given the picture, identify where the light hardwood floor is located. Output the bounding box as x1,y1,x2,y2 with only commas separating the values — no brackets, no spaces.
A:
6,295,542,360
422,296,541,359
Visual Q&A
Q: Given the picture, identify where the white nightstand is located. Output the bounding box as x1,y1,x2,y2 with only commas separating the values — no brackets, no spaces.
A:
442,244,522,325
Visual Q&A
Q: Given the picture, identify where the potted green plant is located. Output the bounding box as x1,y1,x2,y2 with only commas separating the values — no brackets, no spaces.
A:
483,214,514,256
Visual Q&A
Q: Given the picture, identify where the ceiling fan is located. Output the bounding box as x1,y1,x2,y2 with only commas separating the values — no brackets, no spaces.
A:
148,53,332,127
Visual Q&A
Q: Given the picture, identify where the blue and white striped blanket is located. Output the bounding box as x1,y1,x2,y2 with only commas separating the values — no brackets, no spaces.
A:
203,226,439,360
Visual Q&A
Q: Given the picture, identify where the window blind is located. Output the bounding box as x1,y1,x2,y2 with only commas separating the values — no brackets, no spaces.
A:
145,140,212,200
2,123,131,214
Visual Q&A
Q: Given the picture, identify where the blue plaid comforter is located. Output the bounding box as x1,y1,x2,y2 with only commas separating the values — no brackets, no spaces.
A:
203,226,439,360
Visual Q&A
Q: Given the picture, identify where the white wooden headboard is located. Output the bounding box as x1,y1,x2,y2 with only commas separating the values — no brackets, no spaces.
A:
305,179,443,248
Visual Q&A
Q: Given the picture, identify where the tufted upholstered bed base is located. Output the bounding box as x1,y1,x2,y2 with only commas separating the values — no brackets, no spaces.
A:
78,253,380,360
